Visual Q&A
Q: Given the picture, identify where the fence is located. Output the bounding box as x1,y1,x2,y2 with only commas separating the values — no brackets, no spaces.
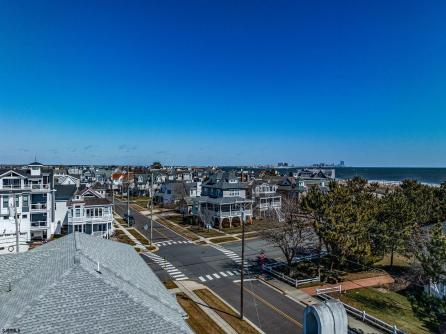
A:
263,252,324,287
316,285,342,295
317,293,406,334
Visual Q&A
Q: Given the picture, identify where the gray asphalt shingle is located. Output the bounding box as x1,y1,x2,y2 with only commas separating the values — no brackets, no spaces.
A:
0,234,192,334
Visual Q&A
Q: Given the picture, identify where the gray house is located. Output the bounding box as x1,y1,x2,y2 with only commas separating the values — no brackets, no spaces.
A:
0,233,192,334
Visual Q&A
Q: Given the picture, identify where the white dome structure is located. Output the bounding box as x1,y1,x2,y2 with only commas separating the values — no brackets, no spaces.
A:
303,300,348,334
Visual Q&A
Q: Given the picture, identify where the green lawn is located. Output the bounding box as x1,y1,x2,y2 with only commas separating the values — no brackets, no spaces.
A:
334,288,431,334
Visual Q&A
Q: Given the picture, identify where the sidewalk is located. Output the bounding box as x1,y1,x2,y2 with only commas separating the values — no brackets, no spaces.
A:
175,281,239,334
300,274,395,296
113,213,158,252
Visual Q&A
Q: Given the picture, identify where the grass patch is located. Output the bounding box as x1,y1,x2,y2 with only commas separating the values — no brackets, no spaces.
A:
195,289,260,334
224,220,270,234
158,217,200,241
128,228,150,244
191,228,225,238
333,288,431,334
112,230,136,246
176,293,225,334
210,236,239,244
163,280,178,289
167,215,184,224
115,217,128,227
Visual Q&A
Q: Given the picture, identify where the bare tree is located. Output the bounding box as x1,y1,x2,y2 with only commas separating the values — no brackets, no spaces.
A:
197,202,214,231
261,195,313,276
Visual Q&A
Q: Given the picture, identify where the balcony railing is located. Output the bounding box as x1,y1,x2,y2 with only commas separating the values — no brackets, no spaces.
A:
216,210,252,218
31,203,47,210
31,221,48,228
0,184,50,190
31,184,50,190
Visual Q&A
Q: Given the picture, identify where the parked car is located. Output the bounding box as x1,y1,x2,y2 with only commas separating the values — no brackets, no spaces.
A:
124,213,135,226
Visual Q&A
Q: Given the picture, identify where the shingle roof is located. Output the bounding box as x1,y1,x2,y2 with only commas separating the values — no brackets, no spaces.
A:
0,234,192,334
54,184,77,201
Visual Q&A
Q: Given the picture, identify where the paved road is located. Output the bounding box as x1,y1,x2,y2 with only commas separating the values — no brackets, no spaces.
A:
113,200,304,333
114,199,184,243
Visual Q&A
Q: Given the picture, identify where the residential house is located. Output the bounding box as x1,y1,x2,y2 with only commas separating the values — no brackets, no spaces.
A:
154,181,187,205
194,172,253,229
67,187,113,237
134,173,152,196
0,162,56,254
54,184,77,235
250,179,282,218
178,182,202,216
55,173,81,187
0,233,193,334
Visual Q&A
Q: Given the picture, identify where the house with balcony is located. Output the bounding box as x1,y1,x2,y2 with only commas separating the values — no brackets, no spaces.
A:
153,181,187,205
67,187,113,237
193,172,253,229
250,179,282,218
0,162,55,253
134,173,152,196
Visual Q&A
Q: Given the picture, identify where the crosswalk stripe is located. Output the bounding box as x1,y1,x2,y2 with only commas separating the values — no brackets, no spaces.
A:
219,272,227,277
226,271,234,276
176,277,188,281
206,275,213,280
172,274,185,278
198,276,206,282
213,273,220,279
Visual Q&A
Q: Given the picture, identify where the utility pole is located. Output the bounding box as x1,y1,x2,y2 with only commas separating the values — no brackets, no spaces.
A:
127,165,130,220
150,172,154,245
14,195,20,253
240,168,245,320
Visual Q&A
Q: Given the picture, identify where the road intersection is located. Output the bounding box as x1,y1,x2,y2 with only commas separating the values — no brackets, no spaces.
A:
114,200,305,334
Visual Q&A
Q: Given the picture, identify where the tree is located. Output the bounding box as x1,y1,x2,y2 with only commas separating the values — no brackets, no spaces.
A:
377,189,417,269
262,195,313,275
197,202,214,231
150,161,162,169
417,223,446,283
400,179,439,225
303,177,379,266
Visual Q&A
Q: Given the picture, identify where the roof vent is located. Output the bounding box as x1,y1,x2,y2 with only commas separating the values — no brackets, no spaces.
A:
7,281,11,292
74,254,80,264
96,261,102,274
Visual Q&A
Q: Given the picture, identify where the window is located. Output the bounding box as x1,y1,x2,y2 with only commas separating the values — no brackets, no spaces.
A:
15,195,19,207
75,208,80,217
22,214,27,219
23,195,29,207
229,190,239,197
2,196,8,208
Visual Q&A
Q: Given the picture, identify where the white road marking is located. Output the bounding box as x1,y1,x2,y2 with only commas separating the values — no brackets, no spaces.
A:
219,272,228,277
213,273,220,279
198,276,206,282
206,275,213,280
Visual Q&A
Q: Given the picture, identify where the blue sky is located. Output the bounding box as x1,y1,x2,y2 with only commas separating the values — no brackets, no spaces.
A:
1,0,446,166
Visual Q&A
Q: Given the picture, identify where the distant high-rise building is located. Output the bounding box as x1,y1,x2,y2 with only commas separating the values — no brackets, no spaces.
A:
278,162,289,167
339,161,345,167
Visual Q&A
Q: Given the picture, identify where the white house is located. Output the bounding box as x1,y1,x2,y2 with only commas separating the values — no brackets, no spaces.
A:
54,184,77,235
55,174,80,187
0,162,56,254
67,187,113,237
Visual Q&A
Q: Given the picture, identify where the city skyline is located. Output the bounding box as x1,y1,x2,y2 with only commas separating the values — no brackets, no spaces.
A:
1,1,446,166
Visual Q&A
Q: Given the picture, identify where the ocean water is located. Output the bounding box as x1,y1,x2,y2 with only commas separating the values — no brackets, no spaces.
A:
221,166,446,185
334,167,446,185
